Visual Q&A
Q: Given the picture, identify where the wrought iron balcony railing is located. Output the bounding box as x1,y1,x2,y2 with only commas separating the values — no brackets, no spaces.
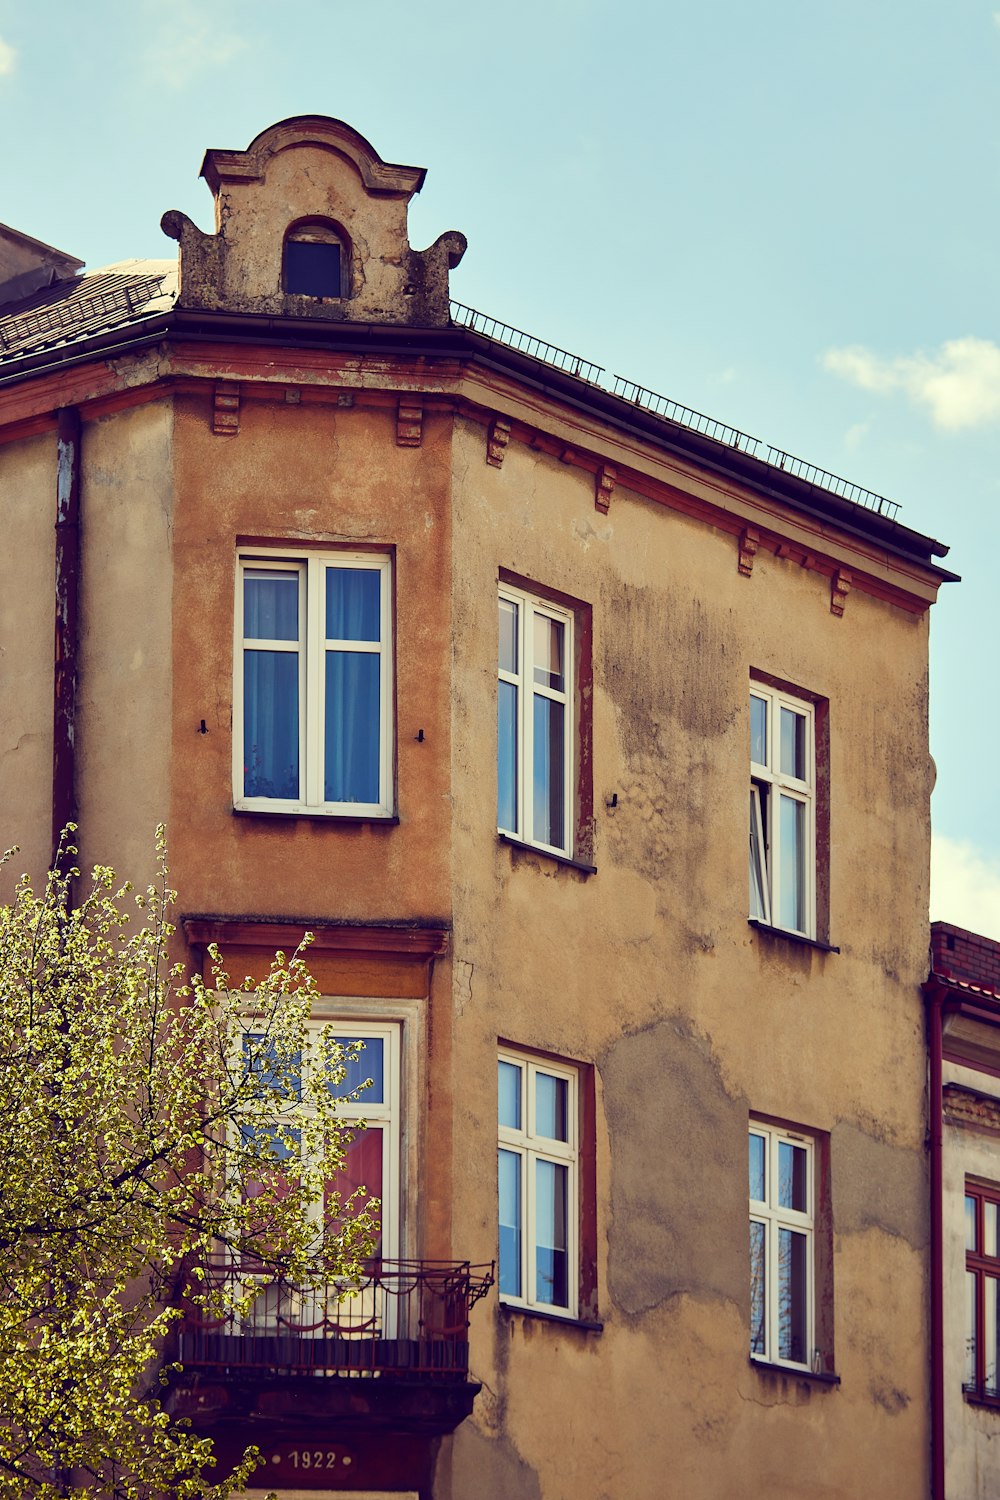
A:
177,1259,494,1381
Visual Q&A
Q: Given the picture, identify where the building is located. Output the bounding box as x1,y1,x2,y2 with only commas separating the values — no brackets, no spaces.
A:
926,922,1000,1498
0,117,957,1499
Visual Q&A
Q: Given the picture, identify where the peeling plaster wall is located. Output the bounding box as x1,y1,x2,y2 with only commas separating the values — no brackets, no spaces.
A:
448,418,932,1499
0,429,56,888
165,391,454,928
75,401,174,890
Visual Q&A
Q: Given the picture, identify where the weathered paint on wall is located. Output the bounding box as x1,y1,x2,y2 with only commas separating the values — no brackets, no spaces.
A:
0,115,948,1497
445,416,932,1498
0,429,56,891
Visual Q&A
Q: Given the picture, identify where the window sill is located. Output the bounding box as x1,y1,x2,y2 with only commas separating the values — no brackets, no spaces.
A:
498,1301,603,1333
748,920,839,954
234,805,399,825
750,1357,840,1385
499,833,597,876
963,1387,1000,1410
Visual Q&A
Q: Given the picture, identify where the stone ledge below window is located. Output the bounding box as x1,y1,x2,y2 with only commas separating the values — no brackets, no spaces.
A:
499,833,597,875
498,1302,603,1334
750,1356,840,1386
234,806,400,826
748,919,840,954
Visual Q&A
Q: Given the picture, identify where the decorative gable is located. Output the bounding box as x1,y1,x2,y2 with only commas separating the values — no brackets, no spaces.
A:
161,116,465,327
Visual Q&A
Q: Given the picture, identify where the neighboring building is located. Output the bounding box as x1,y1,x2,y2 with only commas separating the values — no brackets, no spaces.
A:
0,117,957,1499
927,923,1000,1499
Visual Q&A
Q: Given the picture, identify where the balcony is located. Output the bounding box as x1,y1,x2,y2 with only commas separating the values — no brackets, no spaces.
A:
178,1258,493,1380
168,1260,494,1487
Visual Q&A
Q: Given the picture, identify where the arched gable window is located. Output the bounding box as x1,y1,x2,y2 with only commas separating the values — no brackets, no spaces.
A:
283,220,349,299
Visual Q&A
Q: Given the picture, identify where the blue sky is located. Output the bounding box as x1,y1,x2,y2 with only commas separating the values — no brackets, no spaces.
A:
2,0,998,934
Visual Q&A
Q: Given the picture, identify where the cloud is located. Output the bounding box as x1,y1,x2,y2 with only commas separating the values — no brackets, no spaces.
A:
931,834,1000,941
0,36,16,77
844,419,871,451
823,336,1000,430
142,1,245,89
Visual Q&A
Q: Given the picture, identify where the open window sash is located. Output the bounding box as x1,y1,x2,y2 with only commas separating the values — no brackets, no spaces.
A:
749,783,770,924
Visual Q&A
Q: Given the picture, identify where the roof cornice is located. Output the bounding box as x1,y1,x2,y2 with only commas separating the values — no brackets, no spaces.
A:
0,306,956,588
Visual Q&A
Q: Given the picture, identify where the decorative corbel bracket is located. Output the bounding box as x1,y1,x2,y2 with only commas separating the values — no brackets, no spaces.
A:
487,416,511,467
397,398,423,447
212,380,240,436
595,465,616,515
831,569,852,617
738,527,759,576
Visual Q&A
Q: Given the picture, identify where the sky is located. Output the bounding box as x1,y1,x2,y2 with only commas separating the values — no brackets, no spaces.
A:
1,0,998,936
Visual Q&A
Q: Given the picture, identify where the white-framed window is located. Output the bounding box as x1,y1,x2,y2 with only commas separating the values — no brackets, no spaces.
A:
749,1123,814,1368
497,584,574,856
235,549,393,817
243,1020,400,1259
498,1049,578,1317
240,1020,401,1338
749,684,815,937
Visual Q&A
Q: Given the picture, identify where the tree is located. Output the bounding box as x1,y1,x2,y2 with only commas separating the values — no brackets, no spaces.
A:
0,831,377,1500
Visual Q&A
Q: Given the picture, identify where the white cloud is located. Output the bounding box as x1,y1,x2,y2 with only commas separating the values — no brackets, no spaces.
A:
931,834,1000,941
823,336,1000,430
0,36,16,77
142,1,245,89
844,419,871,451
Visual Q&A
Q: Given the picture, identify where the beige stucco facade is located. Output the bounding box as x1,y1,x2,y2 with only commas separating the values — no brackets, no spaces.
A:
0,117,956,1498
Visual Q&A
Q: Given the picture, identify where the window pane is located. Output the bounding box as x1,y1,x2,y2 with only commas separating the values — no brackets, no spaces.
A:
749,1133,766,1202
242,1124,300,1206
244,569,299,641
242,1034,302,1099
499,598,518,675
329,1126,384,1257
967,1194,978,1252
536,1072,568,1142
778,795,806,931
749,786,768,921
533,614,565,693
778,1227,808,1363
750,1220,766,1355
750,694,767,766
986,1201,998,1259
285,238,342,297
778,1141,808,1213
498,1150,522,1297
498,1060,521,1130
325,651,380,803
244,650,299,799
780,706,807,779
988,1277,999,1396
532,695,566,848
330,1036,384,1103
535,1159,569,1307
497,680,518,833
326,567,381,642
968,1270,978,1388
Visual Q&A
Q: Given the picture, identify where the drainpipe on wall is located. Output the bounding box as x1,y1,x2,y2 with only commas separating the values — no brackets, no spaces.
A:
52,406,81,888
927,980,945,1500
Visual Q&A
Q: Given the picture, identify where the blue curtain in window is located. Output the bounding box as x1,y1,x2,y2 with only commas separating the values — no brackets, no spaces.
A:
243,572,299,799
325,569,381,804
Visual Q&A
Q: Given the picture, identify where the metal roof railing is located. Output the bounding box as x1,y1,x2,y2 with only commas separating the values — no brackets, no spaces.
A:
450,301,604,384
450,300,900,523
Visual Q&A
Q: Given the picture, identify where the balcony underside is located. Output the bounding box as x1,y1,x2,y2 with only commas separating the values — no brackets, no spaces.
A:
170,1348,481,1434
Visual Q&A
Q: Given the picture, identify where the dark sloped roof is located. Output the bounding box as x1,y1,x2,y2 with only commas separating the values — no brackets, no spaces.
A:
0,260,177,364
